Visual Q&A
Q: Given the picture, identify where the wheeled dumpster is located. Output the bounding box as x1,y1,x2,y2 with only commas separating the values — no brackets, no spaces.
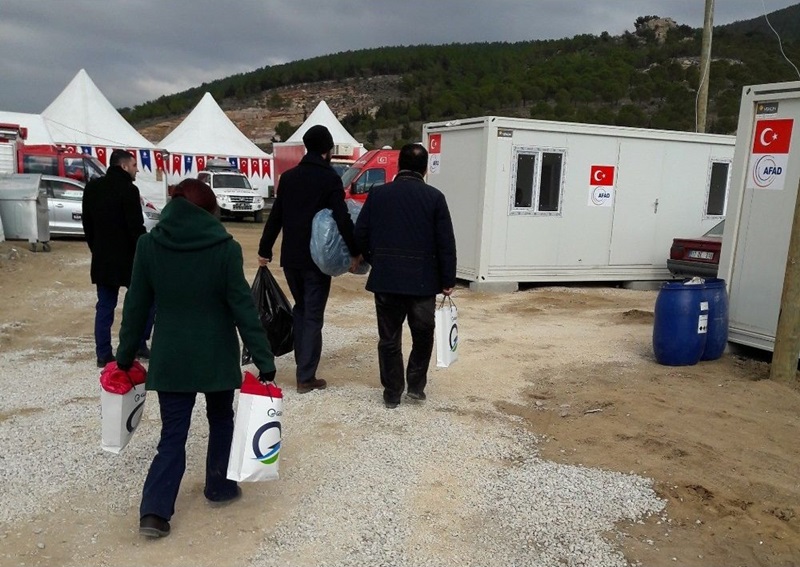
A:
0,174,51,252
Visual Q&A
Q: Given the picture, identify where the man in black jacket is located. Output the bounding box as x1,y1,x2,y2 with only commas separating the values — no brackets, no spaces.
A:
82,149,153,368
354,143,456,408
258,125,360,393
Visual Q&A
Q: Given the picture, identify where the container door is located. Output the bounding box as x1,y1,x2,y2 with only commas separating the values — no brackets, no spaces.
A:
609,139,662,265
728,97,800,342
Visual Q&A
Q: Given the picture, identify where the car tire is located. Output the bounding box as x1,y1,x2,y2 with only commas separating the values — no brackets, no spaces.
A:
254,210,264,223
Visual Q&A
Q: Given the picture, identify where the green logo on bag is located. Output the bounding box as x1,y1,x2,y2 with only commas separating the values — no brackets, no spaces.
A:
252,421,281,465
449,324,458,352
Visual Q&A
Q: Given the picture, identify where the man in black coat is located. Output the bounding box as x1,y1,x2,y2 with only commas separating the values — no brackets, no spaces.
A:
258,125,360,394
82,149,153,368
354,143,457,408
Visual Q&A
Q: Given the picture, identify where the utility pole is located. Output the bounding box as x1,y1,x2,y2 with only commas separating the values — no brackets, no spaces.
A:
697,0,714,133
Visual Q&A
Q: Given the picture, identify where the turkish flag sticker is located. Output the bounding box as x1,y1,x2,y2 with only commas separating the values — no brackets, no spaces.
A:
590,165,615,186
752,119,793,154
428,133,441,154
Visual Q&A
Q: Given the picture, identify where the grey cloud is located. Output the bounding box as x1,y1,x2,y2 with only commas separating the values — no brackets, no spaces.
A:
0,0,796,112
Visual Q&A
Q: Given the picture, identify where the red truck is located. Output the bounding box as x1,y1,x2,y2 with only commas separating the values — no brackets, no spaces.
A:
0,123,107,181
17,144,107,182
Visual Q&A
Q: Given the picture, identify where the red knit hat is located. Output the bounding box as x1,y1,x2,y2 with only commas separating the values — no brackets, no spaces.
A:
171,178,218,214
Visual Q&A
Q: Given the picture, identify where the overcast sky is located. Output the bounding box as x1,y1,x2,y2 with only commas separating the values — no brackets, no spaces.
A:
1,0,797,113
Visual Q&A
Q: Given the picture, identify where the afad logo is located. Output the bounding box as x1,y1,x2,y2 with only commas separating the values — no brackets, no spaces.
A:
751,155,783,188
590,186,612,206
252,421,281,465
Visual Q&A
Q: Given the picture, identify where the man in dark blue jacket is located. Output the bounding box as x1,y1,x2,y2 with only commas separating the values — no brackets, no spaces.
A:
354,143,456,408
258,125,360,393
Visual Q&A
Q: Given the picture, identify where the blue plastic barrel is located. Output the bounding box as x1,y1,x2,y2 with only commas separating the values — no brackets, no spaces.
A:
653,281,708,366
699,278,729,361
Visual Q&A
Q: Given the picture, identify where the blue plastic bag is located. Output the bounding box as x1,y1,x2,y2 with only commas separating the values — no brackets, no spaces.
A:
310,200,370,277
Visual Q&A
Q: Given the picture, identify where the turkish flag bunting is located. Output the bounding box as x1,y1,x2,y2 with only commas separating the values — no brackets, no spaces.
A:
590,165,615,186
66,145,76,153
752,119,793,154
251,158,260,177
261,158,271,178
154,151,164,172
96,147,107,166
196,155,206,171
240,157,249,176
172,154,182,175
127,149,137,163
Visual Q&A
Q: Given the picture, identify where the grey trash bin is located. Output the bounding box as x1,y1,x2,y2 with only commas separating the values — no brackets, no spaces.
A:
0,173,51,252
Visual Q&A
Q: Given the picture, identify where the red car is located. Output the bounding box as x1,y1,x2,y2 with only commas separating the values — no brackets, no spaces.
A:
667,220,724,278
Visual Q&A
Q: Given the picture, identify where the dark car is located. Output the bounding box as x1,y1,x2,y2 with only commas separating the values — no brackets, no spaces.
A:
667,220,724,278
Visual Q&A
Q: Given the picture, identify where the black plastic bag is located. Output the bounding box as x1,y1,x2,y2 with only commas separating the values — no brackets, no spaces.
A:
242,266,294,363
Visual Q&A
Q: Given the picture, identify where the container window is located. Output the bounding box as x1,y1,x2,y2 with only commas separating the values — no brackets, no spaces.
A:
706,160,729,217
514,154,536,208
539,152,563,212
510,148,564,214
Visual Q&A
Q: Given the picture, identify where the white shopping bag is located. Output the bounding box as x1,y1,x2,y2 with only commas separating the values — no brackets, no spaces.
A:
227,371,283,482
435,296,459,368
99,361,148,454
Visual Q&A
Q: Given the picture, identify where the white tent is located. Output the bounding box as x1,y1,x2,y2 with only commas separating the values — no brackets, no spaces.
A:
159,92,274,196
40,69,167,206
42,69,155,149
0,111,54,145
286,100,361,148
273,100,365,185
161,92,268,157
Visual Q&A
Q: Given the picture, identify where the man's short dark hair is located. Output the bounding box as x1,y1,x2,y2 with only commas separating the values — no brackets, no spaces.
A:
109,149,135,167
398,143,428,175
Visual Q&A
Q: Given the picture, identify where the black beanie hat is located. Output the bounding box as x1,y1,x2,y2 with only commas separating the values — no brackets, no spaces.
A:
303,125,334,154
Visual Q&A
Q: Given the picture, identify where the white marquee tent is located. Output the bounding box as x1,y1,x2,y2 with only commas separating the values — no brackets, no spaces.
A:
272,100,365,185
42,69,154,149
285,100,362,149
39,69,167,206
159,92,273,196
0,111,54,145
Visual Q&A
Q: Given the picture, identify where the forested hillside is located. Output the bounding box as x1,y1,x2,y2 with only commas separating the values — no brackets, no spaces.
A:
122,7,800,149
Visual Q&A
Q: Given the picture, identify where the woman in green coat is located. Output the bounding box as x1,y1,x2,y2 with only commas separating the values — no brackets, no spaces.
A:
116,178,276,539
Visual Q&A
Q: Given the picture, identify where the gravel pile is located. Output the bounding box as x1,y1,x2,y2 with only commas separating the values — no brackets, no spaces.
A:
0,307,664,566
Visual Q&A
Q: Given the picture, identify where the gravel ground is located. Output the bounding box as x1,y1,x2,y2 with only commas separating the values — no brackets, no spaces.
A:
0,312,665,566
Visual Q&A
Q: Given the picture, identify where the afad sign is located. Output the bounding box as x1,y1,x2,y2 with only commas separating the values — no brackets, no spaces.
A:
747,118,793,191
587,164,615,207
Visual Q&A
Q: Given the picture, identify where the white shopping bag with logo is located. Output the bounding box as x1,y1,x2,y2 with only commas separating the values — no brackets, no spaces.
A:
227,371,283,482
99,361,148,454
435,295,459,368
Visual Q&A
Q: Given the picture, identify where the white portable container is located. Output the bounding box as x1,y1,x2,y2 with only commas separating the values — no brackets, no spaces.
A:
717,81,800,352
422,117,735,291
0,173,50,251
